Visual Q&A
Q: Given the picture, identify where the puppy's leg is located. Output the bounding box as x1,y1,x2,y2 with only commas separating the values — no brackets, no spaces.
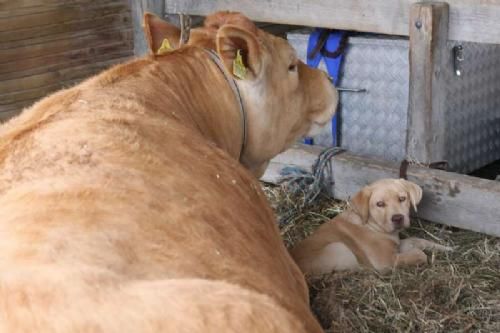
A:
394,237,452,268
394,248,427,267
400,237,453,253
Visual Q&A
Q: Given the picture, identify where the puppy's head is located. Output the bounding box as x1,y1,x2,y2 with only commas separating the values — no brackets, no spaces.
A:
350,179,423,234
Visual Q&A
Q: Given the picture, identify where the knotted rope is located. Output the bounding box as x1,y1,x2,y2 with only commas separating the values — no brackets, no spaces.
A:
276,147,345,226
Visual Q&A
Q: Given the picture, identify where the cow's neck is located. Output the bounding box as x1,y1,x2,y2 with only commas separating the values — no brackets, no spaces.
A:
204,48,247,160
148,47,246,161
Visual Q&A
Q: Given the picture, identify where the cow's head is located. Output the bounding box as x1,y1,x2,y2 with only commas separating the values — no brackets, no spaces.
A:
144,12,338,177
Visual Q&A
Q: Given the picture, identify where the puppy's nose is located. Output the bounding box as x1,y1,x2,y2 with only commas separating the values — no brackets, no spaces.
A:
391,214,405,228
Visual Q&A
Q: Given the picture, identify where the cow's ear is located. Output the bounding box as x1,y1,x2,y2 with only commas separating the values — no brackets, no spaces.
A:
143,12,181,55
216,25,261,80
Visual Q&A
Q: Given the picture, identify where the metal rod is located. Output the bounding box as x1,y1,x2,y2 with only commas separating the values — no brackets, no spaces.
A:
336,87,367,93
179,13,191,46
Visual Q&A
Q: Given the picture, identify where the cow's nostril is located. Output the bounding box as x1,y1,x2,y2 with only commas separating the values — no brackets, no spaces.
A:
391,214,404,226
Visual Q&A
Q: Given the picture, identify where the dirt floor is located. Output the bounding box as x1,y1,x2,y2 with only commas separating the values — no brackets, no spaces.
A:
263,184,500,333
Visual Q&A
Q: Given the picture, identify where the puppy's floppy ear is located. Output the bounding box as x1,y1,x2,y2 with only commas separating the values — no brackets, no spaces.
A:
400,179,423,211
350,186,372,223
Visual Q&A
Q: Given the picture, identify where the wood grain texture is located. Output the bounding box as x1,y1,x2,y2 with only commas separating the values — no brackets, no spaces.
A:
0,43,132,79
165,0,500,45
0,0,120,12
0,57,128,95
261,144,500,237
406,2,449,164
0,0,133,121
1,29,133,63
0,2,128,31
0,110,21,123
0,56,131,107
0,13,131,43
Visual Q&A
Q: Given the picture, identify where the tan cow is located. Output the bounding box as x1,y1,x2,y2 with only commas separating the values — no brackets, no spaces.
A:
0,12,337,333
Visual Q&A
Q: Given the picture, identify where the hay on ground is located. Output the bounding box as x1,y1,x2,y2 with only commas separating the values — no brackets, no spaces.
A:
263,183,500,333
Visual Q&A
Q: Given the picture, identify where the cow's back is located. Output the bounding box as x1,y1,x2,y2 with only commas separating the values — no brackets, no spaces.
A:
0,55,318,332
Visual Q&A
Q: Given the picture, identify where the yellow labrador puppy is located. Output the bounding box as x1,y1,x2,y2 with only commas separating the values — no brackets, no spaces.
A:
291,179,452,275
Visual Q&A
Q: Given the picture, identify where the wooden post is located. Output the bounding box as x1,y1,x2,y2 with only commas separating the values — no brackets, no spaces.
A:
406,2,449,164
130,0,165,56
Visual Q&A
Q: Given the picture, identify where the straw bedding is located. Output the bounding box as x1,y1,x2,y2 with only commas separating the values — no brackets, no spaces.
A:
263,184,500,333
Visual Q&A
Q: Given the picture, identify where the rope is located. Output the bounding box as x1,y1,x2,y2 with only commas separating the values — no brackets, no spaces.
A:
308,29,349,60
276,147,345,226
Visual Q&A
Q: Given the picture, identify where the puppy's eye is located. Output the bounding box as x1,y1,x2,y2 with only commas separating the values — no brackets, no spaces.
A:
399,196,406,202
376,201,385,208
288,63,298,72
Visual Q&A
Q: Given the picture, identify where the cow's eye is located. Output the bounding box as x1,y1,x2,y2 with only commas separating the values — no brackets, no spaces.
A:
288,63,298,72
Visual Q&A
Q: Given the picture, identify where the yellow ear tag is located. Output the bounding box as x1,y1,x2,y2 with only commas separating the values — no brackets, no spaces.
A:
157,38,173,55
232,49,247,79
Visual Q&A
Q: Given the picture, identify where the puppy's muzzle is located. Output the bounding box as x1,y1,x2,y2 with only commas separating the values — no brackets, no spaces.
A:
391,214,405,229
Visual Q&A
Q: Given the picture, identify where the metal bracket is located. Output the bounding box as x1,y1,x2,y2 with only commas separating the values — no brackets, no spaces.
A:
453,45,464,77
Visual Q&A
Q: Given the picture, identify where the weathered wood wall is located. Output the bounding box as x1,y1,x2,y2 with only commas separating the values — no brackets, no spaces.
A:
166,0,500,45
0,0,134,122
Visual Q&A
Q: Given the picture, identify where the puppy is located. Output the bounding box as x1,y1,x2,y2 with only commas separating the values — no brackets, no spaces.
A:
290,179,452,275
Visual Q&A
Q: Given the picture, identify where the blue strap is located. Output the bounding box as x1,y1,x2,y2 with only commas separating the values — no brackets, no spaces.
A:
304,29,346,147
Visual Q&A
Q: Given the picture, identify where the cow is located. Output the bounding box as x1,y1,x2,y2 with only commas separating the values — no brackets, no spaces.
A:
0,12,337,333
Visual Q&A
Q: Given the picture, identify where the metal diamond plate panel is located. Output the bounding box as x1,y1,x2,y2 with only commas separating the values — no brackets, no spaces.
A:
288,31,500,173
443,41,500,173
338,36,409,163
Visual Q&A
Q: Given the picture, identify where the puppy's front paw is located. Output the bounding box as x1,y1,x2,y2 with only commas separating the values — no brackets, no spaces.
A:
436,244,454,252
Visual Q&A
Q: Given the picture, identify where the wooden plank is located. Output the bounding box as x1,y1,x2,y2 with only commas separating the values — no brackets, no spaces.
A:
0,2,129,31
0,58,127,95
165,0,500,45
131,0,165,56
0,99,39,115
261,144,500,237
0,0,118,12
0,110,21,123
0,54,131,105
0,13,131,43
0,55,130,115
0,29,133,64
406,2,449,164
262,144,323,184
0,43,132,79
0,25,132,50
257,23,302,38
0,79,82,106
0,0,133,117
